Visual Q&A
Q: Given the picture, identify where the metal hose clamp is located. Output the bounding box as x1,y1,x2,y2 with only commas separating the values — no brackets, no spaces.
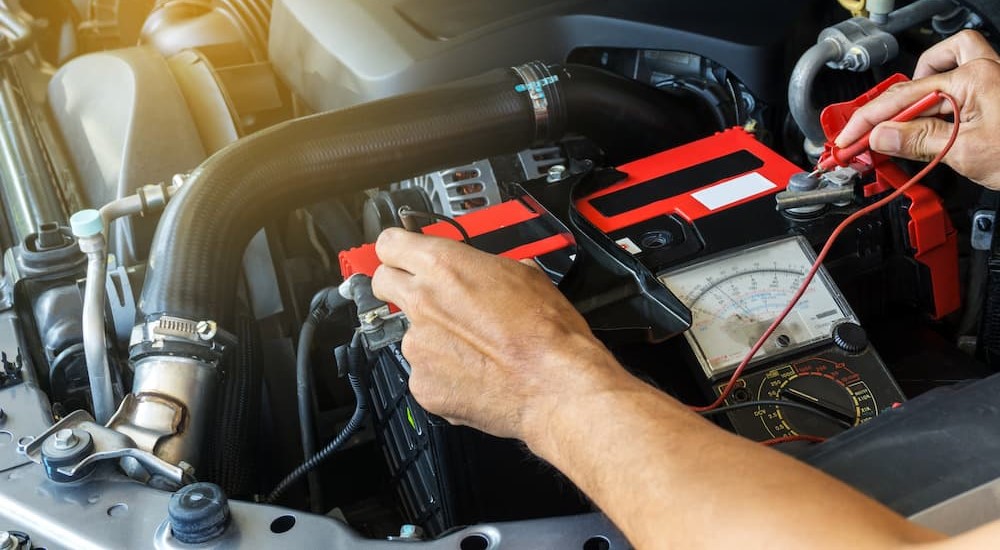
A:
511,61,562,144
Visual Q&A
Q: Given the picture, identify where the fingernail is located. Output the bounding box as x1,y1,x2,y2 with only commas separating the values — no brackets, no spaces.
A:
870,127,902,154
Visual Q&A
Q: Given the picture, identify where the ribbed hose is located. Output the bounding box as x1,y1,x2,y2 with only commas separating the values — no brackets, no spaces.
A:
560,65,721,163
267,371,368,503
136,63,717,330
206,314,261,497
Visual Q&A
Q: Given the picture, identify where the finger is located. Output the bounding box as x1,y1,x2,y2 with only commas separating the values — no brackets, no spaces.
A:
371,264,416,309
375,227,457,274
869,118,956,163
835,74,951,148
914,30,1000,79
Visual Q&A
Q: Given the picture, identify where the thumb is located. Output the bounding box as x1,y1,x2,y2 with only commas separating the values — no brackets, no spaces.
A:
869,118,955,162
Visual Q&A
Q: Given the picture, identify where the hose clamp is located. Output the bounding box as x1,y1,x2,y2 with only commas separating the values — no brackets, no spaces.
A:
129,315,232,359
512,61,561,143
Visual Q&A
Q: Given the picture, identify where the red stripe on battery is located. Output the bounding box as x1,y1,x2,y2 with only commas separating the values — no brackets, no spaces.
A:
577,129,801,233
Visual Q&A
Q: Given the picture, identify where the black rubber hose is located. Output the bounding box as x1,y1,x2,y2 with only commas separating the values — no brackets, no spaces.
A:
559,64,721,163
296,287,352,510
137,62,718,331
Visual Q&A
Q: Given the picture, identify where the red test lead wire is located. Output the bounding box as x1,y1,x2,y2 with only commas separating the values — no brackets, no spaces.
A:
690,92,962,414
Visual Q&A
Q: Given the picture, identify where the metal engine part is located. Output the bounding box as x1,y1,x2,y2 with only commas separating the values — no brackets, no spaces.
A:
397,160,503,218
396,147,567,217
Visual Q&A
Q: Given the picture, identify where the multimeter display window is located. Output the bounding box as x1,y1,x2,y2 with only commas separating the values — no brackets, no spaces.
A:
658,237,856,379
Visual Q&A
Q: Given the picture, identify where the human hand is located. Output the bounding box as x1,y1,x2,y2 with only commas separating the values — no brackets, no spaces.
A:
371,228,628,442
835,31,1000,190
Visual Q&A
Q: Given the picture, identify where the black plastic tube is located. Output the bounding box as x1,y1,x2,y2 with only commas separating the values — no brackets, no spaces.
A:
137,62,718,331
882,0,957,35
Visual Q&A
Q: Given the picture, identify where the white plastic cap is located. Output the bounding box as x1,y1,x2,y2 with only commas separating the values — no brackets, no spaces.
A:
70,209,103,238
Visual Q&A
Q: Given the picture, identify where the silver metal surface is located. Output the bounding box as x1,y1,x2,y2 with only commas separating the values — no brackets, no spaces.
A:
546,164,567,183
911,475,1000,535
518,146,567,180
0,311,52,472
0,60,66,242
23,408,186,486
114,356,218,468
397,160,503,217
79,233,115,424
0,455,628,550
776,188,854,211
971,210,995,251
52,428,78,450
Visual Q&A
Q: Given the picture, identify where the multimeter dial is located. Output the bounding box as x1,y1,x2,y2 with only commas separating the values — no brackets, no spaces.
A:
659,237,856,379
725,358,880,439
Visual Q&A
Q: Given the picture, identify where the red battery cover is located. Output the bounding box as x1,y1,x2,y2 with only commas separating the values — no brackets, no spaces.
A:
338,199,575,279
576,128,800,233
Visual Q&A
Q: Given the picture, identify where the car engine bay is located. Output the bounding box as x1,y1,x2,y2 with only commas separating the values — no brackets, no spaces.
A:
0,0,999,548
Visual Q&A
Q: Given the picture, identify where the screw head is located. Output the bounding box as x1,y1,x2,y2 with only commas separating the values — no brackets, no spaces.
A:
546,164,567,183
53,428,78,450
976,216,993,233
195,320,217,341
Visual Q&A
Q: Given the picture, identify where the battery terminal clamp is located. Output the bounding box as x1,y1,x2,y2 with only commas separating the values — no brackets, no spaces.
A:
775,167,860,214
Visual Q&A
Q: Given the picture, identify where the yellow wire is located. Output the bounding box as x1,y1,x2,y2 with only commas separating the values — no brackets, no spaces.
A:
838,0,868,17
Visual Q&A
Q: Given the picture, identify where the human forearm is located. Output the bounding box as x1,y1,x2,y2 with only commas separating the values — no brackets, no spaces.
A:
523,346,945,550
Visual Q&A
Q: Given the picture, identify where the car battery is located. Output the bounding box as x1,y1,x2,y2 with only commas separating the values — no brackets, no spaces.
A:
338,127,959,533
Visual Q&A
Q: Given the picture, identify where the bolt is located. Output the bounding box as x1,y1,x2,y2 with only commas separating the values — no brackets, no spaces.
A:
841,47,869,72
195,320,217,341
0,531,13,550
361,310,381,326
53,428,78,450
776,334,792,348
976,216,993,233
546,164,567,183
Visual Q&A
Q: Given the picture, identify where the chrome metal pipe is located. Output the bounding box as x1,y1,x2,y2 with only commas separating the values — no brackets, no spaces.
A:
76,230,115,424
0,61,64,242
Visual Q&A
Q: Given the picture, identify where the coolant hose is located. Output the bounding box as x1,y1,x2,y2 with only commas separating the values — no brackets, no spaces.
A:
136,62,717,332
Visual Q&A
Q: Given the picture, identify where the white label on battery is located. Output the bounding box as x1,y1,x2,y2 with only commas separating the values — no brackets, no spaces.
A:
691,172,777,211
615,237,642,254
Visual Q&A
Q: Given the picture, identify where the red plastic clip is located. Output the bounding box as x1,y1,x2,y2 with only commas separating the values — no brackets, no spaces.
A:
817,74,960,319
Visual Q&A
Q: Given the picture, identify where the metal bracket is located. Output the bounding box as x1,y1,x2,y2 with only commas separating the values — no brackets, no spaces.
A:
972,210,995,251
21,409,187,488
